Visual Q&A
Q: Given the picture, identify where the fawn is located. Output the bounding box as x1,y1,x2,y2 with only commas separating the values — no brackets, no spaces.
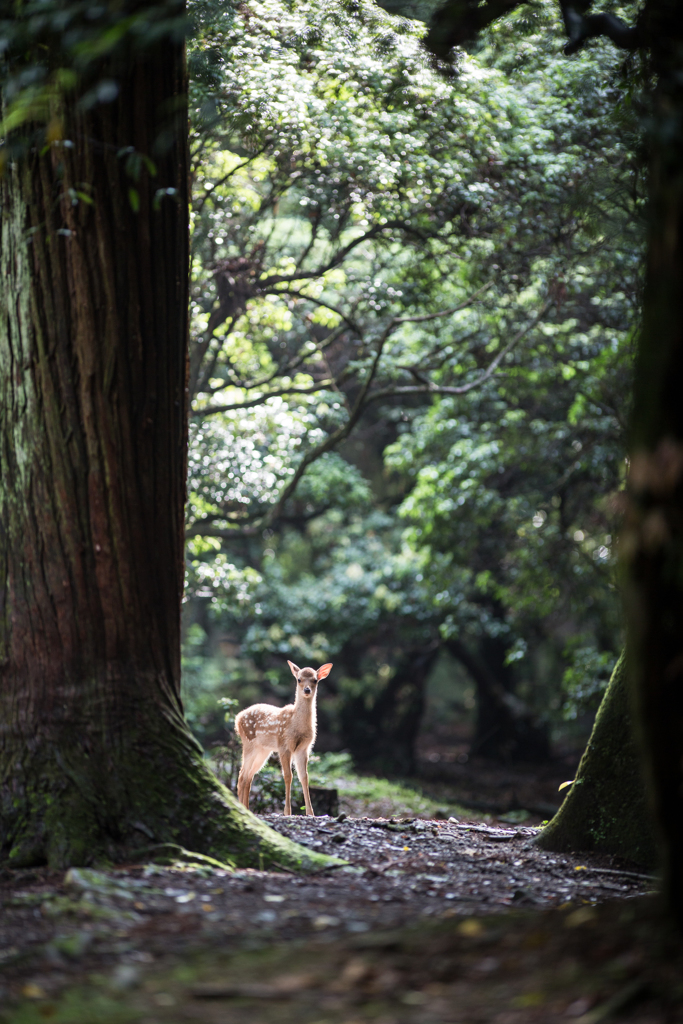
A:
235,660,333,816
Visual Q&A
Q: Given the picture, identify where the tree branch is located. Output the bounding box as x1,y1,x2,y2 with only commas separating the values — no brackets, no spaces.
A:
193,150,268,214
258,218,434,290
375,0,642,61
255,320,393,531
366,297,551,404
274,288,364,336
390,281,492,325
425,0,527,59
190,286,495,532
192,317,240,400
191,381,335,417
560,3,641,55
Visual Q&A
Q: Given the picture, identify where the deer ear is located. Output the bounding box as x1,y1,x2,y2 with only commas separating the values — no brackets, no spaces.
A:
316,663,333,680
287,660,301,678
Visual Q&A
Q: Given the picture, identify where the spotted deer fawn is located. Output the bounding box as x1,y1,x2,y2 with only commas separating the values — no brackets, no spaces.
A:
235,660,333,816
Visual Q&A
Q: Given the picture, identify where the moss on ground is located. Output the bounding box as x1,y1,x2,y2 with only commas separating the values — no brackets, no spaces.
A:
310,753,467,819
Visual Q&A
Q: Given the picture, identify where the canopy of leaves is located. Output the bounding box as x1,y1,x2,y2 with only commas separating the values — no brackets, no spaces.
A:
183,0,642,747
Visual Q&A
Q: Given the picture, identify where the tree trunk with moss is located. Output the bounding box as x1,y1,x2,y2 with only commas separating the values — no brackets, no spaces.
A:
537,653,657,868
0,21,326,874
622,0,683,922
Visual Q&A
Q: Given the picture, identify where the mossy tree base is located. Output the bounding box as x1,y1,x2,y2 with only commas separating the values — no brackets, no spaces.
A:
537,653,657,869
1,693,333,872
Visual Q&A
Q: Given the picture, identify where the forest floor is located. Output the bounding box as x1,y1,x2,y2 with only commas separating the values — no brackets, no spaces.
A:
2,811,681,1023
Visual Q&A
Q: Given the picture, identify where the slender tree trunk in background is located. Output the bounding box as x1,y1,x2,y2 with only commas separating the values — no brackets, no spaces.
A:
0,31,323,872
537,653,657,867
472,638,514,756
623,0,683,924
338,646,437,775
446,639,549,762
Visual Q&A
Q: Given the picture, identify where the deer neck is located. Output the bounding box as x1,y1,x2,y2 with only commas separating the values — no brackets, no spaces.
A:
293,688,317,729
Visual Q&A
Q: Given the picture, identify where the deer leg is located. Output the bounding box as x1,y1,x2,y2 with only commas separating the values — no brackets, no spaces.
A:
237,772,247,808
237,758,255,810
237,758,247,806
281,752,293,815
294,748,314,816
238,747,270,810
237,750,249,805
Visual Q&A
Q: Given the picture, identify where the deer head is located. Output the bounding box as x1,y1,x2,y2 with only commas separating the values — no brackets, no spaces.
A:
287,660,333,699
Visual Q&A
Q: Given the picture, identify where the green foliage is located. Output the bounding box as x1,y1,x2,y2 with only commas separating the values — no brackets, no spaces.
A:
186,409,372,548
181,0,643,748
562,645,618,719
182,624,231,742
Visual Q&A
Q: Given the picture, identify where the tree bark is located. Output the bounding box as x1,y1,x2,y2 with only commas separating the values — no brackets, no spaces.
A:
0,29,326,872
622,0,683,922
537,653,657,868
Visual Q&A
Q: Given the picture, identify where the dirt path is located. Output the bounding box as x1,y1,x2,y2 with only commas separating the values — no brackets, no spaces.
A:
0,814,667,1022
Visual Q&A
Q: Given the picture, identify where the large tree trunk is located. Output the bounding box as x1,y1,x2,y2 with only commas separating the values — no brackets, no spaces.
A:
537,653,657,867
624,0,683,923
0,28,325,872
